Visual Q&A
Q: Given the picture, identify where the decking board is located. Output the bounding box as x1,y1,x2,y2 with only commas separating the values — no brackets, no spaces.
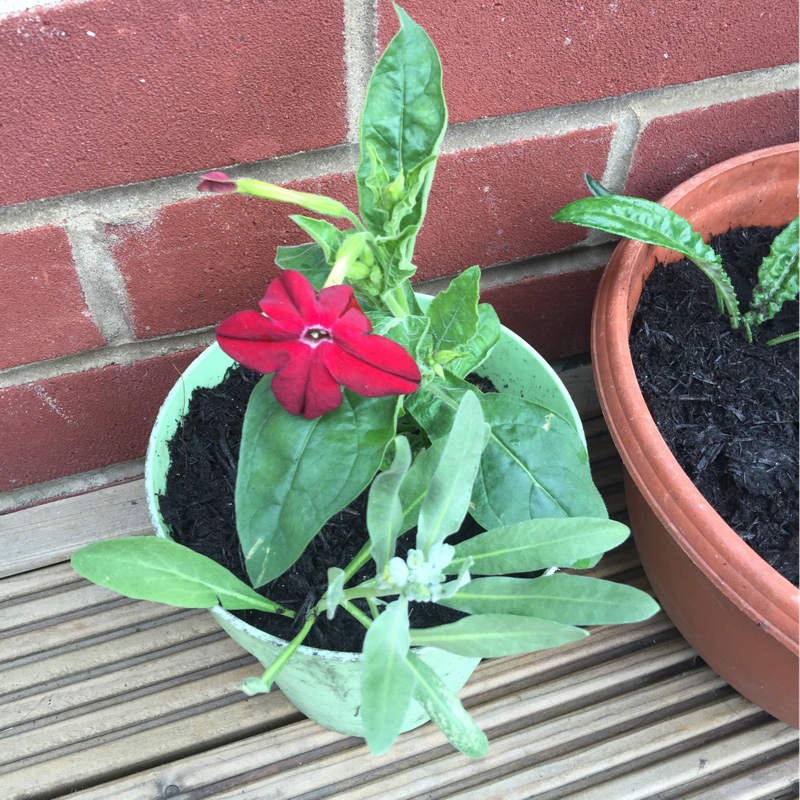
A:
0,414,796,800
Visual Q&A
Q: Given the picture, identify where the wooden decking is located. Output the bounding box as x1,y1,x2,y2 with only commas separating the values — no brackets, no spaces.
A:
1,416,798,800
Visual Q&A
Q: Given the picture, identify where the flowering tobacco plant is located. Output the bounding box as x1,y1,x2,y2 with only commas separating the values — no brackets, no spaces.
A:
72,6,658,758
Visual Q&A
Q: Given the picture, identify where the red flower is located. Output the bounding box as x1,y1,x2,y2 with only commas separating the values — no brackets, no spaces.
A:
216,271,421,419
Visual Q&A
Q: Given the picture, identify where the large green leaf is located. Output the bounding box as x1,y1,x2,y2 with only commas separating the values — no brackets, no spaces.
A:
362,599,416,755
553,194,740,328
236,378,398,587
368,436,413,576
553,194,721,266
406,377,605,525
441,574,659,624
409,614,587,657
447,517,630,575
356,6,446,242
71,537,287,614
405,651,488,758
397,436,447,533
472,392,607,526
416,392,486,553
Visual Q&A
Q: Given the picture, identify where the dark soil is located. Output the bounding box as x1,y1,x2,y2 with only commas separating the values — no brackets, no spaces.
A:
158,367,476,653
630,225,799,586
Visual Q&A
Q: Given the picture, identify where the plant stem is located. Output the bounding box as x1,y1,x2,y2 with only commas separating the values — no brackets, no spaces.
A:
384,284,410,318
343,541,374,582
341,599,374,630
767,330,800,346
255,611,318,689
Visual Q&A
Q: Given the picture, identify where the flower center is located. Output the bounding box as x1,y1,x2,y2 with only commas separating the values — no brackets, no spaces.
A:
302,327,332,347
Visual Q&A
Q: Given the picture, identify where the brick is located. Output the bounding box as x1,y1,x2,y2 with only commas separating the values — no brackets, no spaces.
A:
414,128,614,280
0,349,203,491
110,174,358,338
114,133,612,338
625,92,800,200
482,268,604,362
1,0,346,206
378,0,799,124
0,227,105,369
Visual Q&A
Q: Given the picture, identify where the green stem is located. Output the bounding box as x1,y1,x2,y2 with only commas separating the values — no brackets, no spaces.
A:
767,330,800,346
383,284,410,318
343,541,374,583
341,599,374,630
256,611,318,689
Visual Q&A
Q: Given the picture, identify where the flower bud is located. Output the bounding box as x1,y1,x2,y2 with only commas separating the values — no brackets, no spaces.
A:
198,171,237,193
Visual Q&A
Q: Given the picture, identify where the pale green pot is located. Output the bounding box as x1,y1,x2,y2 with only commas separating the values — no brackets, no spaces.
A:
145,301,583,737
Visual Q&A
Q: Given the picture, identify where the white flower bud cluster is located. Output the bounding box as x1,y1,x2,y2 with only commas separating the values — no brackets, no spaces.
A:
379,543,470,603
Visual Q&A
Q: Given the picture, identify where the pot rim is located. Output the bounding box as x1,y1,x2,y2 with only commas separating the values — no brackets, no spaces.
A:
591,142,800,652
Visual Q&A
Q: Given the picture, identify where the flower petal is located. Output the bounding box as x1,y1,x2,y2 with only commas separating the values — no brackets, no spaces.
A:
303,350,345,418
216,310,302,374
323,337,421,397
272,345,343,418
329,331,421,384
331,303,373,339
261,270,322,331
217,309,297,342
317,284,365,330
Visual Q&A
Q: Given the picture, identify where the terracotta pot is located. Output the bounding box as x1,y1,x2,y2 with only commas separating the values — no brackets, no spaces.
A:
591,142,800,728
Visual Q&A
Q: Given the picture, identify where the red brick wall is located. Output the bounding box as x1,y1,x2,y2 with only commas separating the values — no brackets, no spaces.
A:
1,0,798,506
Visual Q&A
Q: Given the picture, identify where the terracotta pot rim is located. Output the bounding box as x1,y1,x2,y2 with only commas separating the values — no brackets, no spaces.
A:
592,142,800,652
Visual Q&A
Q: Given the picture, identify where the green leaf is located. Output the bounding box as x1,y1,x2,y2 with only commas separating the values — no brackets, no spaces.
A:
767,330,800,346
553,194,740,329
585,173,613,197
356,6,446,243
473,392,607,526
406,376,606,526
236,378,397,587
409,614,587,657
441,574,659,624
71,537,287,614
404,372,479,439
368,436,413,576
362,598,416,755
553,195,719,265
406,651,488,758
289,215,347,264
417,392,486,553
325,567,346,620
445,303,502,379
397,436,446,533
275,242,330,291
447,517,630,575
568,553,603,570
369,312,432,360
745,215,799,329
427,265,481,358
